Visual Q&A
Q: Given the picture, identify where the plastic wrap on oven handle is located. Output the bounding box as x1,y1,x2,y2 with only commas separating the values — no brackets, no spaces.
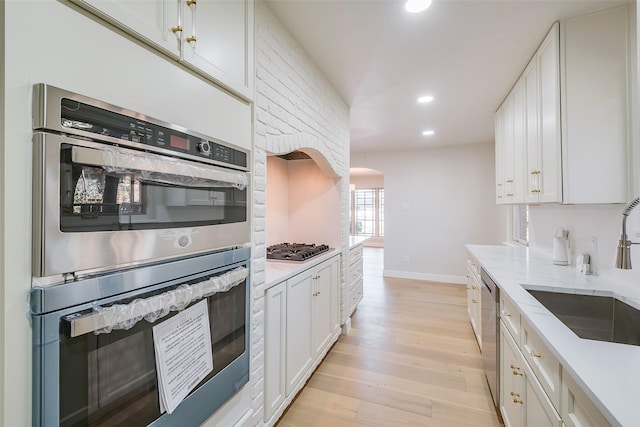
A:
88,266,248,336
71,145,248,190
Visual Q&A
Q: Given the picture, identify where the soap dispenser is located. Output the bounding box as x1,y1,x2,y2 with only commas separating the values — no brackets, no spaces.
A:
552,227,570,265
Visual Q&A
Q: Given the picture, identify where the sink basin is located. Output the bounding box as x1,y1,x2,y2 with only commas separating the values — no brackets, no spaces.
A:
525,289,640,346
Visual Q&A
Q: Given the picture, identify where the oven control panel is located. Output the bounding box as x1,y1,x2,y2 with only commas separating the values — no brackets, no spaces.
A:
58,97,247,169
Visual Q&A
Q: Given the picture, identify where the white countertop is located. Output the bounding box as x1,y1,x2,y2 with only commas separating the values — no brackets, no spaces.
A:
349,235,369,249
466,244,640,427
265,248,341,290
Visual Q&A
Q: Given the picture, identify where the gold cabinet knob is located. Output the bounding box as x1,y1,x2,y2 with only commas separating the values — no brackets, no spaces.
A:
171,25,183,33
513,398,524,404
510,392,520,398
186,35,197,43
472,299,478,304
512,370,523,376
531,351,542,358
186,0,197,5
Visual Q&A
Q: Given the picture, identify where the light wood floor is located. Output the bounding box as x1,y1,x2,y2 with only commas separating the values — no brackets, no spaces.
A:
276,247,502,427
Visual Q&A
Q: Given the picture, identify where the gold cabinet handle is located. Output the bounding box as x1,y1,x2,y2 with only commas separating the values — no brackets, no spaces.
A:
506,193,514,197
531,189,541,193
513,398,524,404
530,170,541,175
472,299,478,304
504,312,512,317
512,370,523,376
506,179,514,183
510,392,520,398
186,35,197,43
531,351,542,358
171,25,183,33
186,0,197,5
510,364,518,369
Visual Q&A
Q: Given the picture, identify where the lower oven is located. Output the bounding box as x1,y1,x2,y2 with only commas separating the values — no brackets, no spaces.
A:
32,83,250,282
30,247,250,427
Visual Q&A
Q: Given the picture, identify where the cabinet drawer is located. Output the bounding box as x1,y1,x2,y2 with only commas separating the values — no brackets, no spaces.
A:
349,245,363,267
348,260,363,286
521,319,561,410
500,294,521,342
348,280,363,315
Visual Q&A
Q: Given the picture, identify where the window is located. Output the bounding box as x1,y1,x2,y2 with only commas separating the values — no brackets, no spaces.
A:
513,205,529,245
351,188,384,238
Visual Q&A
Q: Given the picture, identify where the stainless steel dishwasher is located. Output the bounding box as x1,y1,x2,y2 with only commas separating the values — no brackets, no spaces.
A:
480,268,499,408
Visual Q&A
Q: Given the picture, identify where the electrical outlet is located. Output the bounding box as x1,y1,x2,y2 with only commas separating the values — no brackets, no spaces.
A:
403,255,410,263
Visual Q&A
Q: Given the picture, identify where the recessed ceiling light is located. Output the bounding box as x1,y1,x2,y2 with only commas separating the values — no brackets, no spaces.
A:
405,0,432,13
417,95,434,103
422,130,435,136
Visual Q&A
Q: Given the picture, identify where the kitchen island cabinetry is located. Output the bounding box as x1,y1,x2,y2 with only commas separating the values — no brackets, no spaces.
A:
264,253,341,424
69,0,254,99
346,240,365,318
495,5,630,204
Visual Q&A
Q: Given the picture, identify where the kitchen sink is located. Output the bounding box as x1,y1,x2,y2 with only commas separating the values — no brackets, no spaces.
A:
525,289,640,346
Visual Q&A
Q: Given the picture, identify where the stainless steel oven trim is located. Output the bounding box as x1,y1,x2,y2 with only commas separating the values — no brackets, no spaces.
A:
31,247,251,314
32,83,249,172
67,266,248,337
31,247,251,427
32,132,251,281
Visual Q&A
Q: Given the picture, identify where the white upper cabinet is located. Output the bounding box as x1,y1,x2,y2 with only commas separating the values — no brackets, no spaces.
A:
560,6,630,204
70,0,254,100
495,5,630,205
181,0,254,100
525,25,562,204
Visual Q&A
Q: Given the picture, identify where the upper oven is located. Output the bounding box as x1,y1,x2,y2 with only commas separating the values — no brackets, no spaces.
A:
32,84,251,281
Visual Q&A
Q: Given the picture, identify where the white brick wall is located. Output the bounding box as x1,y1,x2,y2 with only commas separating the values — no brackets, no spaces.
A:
249,2,350,425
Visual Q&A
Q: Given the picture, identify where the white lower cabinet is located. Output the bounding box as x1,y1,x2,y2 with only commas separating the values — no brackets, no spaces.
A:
561,370,612,427
264,282,287,420
499,296,611,427
285,270,314,394
264,255,340,423
500,323,562,427
466,257,482,348
346,243,364,317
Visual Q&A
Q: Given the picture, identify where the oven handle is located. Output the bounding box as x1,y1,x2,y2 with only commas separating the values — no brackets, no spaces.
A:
65,266,248,337
72,145,248,190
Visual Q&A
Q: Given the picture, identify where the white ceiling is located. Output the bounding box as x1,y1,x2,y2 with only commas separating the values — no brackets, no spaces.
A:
263,0,628,154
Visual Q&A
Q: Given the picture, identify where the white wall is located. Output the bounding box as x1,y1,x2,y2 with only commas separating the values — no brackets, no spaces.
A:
265,156,290,244
266,157,342,248
2,2,252,426
352,143,506,283
350,174,384,189
255,1,350,424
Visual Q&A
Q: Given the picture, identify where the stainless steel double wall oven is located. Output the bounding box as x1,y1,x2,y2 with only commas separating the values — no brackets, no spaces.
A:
30,84,252,427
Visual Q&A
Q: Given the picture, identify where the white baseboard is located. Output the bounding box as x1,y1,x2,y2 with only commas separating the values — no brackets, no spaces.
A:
383,270,466,285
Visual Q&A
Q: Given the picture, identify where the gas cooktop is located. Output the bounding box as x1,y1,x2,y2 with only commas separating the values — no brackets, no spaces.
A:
266,243,330,262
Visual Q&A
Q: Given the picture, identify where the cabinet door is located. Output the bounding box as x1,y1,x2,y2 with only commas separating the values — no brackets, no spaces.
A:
495,108,506,204
70,0,181,57
264,282,287,421
560,7,629,203
182,0,254,98
312,260,335,357
511,80,526,204
501,325,525,427
537,23,562,203
524,58,541,204
285,271,313,395
502,95,516,203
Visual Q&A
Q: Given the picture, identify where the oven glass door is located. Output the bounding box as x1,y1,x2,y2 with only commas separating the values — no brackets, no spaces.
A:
57,277,246,426
58,142,247,233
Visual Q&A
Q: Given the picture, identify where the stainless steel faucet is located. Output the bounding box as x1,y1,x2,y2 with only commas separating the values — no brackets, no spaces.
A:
616,197,640,269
